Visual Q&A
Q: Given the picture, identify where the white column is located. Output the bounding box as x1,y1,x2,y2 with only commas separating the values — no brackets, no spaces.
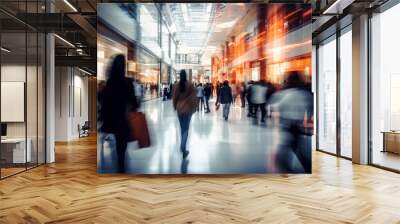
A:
46,33,55,163
352,14,369,164
45,0,55,163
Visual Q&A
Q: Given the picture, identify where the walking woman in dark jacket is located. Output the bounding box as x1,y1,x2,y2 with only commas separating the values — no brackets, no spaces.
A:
99,54,138,173
172,70,198,158
219,80,233,121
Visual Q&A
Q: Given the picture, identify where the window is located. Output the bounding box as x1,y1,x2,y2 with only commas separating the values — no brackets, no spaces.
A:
370,3,400,171
339,27,352,158
317,35,337,154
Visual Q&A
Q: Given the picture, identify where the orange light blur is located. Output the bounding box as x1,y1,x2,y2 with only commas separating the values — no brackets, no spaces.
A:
210,4,311,86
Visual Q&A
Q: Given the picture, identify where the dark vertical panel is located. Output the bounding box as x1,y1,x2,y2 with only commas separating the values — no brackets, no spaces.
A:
44,14,47,165
367,11,373,165
0,13,2,179
336,27,341,157
36,0,39,167
315,45,319,150
72,68,75,117
25,0,28,171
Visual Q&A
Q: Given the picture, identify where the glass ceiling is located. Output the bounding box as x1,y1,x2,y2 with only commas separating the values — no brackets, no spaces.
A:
166,3,215,54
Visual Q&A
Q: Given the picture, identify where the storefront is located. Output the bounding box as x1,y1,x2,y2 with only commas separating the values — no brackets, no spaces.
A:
97,3,177,101
210,4,311,87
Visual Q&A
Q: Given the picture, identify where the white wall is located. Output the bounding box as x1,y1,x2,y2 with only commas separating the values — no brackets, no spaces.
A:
55,67,89,141
72,73,89,138
55,66,69,141
1,63,46,164
1,65,35,137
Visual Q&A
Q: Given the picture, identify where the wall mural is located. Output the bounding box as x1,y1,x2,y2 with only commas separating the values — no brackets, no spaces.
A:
97,3,313,174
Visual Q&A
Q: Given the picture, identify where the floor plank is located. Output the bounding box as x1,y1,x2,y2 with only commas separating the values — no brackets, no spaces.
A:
0,135,400,223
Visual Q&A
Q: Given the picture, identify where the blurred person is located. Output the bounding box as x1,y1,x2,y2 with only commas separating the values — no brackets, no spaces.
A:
163,86,168,101
231,82,238,106
168,83,174,99
172,70,198,158
246,80,255,117
203,83,212,113
133,79,143,107
156,83,159,96
269,71,313,173
99,54,138,173
210,83,214,98
196,83,204,111
239,82,246,108
250,80,269,123
97,80,107,128
97,80,106,106
219,80,233,121
140,83,145,99
215,81,221,108
236,83,242,105
265,81,277,118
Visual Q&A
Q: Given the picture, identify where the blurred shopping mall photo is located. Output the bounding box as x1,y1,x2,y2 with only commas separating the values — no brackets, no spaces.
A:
1,0,400,223
97,3,313,174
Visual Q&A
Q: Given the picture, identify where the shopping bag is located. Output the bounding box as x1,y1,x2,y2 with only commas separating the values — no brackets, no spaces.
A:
127,112,151,148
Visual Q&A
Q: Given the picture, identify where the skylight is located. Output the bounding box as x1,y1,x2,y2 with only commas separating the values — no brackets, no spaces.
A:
167,3,215,54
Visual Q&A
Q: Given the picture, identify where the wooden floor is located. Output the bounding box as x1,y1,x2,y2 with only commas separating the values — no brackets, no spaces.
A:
1,135,400,223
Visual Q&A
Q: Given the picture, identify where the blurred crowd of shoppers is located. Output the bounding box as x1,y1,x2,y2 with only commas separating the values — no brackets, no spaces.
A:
98,54,313,173
211,73,312,172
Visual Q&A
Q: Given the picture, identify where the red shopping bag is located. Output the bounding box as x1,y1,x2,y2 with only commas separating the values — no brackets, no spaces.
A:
127,112,151,148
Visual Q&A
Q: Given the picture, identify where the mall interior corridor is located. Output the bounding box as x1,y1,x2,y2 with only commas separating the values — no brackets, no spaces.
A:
98,98,308,174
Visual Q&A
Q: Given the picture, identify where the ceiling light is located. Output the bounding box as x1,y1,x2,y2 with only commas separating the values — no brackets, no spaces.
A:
63,0,78,12
1,47,11,53
54,34,75,48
